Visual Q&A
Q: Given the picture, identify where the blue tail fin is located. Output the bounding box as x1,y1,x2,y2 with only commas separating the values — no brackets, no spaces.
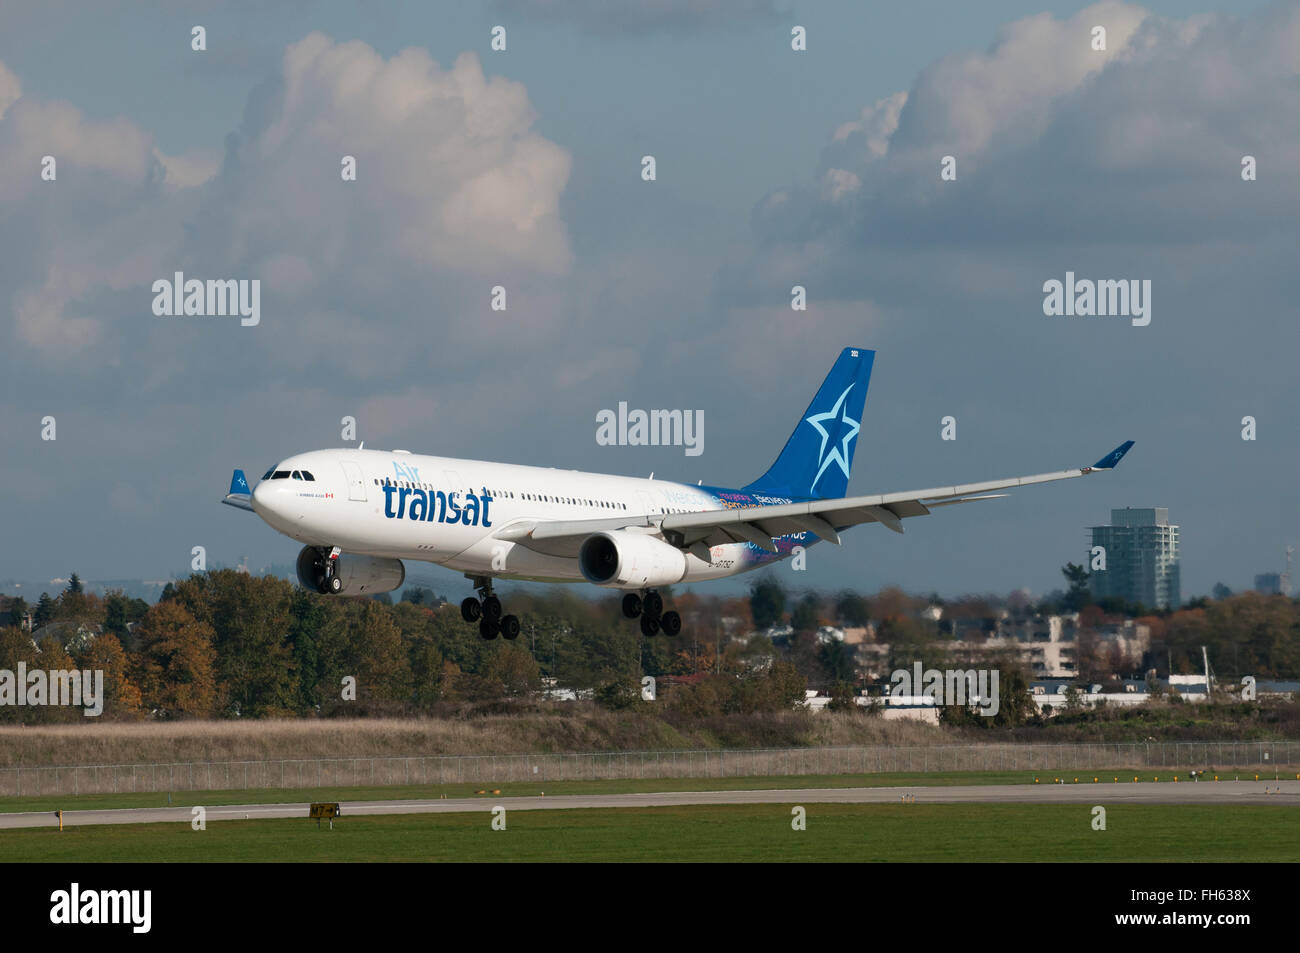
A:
743,347,874,500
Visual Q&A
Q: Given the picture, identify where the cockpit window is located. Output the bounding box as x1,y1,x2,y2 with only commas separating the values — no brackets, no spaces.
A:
272,471,290,479
292,471,303,480
301,471,315,481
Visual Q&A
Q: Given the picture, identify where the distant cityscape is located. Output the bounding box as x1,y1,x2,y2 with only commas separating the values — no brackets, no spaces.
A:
0,507,1292,612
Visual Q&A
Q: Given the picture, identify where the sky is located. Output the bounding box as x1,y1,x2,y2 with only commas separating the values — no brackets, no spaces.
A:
1,0,1296,602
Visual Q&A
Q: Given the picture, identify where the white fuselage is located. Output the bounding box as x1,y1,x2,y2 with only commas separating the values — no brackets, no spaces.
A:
251,448,795,586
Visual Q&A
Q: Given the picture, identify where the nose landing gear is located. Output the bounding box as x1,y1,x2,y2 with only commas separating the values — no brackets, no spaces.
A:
305,546,343,594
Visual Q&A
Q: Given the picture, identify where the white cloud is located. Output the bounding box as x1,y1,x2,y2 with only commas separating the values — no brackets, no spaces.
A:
0,35,574,368
0,81,172,354
12,266,101,353
753,1,1300,257
154,147,220,189
492,0,777,33
0,60,19,119
212,35,572,278
891,1,1149,158
0,97,158,202
820,168,860,203
829,90,907,160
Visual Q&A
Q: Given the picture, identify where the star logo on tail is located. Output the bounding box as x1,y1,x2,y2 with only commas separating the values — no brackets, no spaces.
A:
804,385,860,494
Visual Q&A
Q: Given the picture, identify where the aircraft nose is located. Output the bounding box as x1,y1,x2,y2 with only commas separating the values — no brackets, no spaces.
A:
251,479,276,516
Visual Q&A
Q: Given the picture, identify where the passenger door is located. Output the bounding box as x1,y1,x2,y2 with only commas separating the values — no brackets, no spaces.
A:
341,461,367,502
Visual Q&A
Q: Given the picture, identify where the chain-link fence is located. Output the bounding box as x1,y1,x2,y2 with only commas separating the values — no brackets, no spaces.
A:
3,740,1297,798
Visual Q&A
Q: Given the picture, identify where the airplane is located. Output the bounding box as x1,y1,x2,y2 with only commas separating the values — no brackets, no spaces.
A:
223,347,1133,641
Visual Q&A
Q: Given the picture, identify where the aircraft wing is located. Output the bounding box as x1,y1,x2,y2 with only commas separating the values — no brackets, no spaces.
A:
495,441,1134,558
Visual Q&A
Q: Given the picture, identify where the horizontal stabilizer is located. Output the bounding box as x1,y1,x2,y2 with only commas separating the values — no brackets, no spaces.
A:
222,468,254,513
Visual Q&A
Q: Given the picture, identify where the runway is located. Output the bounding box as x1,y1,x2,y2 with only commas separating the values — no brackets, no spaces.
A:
2,780,1296,829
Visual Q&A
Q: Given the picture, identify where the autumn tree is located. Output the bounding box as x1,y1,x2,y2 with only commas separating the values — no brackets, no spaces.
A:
484,643,541,697
349,599,412,702
102,590,149,641
880,615,935,671
133,601,218,718
834,590,871,627
33,593,56,629
285,587,331,713
791,592,821,634
749,577,787,631
1061,562,1093,612
79,633,144,719
6,596,27,628
28,637,80,724
170,571,296,716
0,627,39,723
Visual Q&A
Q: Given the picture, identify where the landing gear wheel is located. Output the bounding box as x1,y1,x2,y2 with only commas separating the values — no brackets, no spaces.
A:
316,573,331,595
660,610,682,636
482,596,502,622
479,618,500,640
328,575,343,594
461,598,482,623
640,614,661,637
500,615,521,640
622,593,643,619
643,591,663,618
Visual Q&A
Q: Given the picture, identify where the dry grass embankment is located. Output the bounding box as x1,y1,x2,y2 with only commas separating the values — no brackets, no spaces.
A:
0,709,948,768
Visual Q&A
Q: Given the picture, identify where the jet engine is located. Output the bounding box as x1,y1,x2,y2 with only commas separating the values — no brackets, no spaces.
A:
578,531,688,588
296,546,405,595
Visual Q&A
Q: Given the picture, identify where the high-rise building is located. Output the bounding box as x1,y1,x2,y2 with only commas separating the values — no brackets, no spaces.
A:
1089,507,1181,610
1254,573,1291,596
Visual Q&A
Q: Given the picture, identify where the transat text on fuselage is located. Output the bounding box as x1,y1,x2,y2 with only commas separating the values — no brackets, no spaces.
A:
381,462,493,527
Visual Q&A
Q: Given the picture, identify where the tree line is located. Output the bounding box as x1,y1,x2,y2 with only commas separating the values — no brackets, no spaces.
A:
0,571,804,721
2,565,1296,723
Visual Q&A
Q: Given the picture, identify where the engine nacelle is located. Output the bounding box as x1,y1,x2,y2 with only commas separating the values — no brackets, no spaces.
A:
296,546,405,595
579,531,688,588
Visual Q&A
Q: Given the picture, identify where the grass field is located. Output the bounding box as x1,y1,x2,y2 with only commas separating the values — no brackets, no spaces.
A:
2,803,1297,862
6,767,1286,815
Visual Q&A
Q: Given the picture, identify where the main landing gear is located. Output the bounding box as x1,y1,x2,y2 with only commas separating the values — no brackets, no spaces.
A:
461,576,520,641
622,590,680,638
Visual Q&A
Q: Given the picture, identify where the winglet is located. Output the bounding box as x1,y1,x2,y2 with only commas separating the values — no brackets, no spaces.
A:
1090,440,1135,470
229,469,251,495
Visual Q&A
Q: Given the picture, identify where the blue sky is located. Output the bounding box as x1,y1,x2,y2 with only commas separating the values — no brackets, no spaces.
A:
1,0,1295,601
